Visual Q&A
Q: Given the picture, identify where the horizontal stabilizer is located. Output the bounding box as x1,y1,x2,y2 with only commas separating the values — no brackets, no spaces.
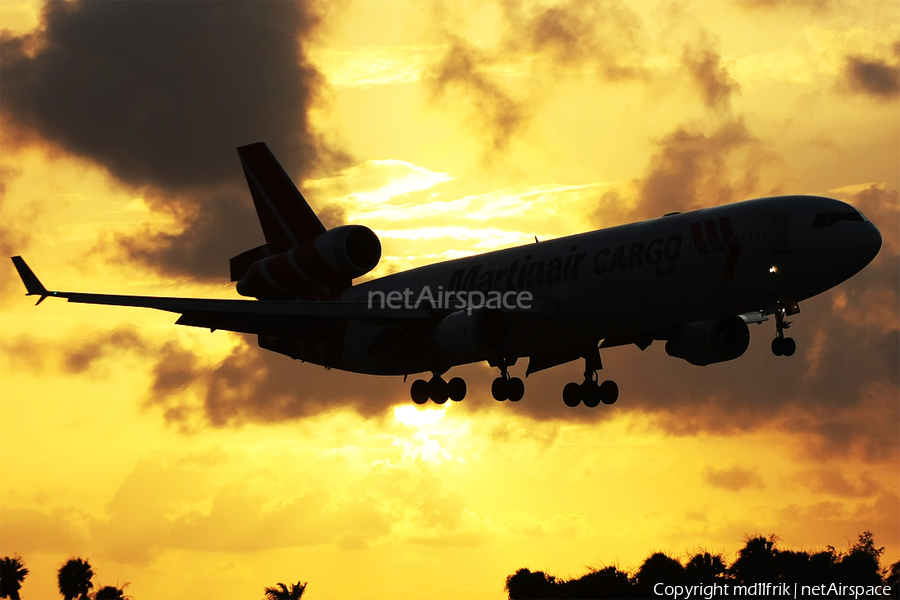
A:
11,256,51,304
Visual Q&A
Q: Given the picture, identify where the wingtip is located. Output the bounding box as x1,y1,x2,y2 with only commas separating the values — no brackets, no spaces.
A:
10,255,50,300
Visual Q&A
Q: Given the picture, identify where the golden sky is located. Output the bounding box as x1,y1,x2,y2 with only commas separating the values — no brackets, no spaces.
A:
1,1,898,598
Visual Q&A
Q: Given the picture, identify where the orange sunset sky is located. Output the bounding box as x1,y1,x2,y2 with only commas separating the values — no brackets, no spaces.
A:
0,1,898,598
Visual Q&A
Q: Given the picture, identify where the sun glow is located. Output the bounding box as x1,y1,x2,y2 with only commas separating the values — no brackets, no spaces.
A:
392,404,447,427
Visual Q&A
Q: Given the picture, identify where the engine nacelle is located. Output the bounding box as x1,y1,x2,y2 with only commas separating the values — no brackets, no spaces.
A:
236,225,381,300
665,315,750,366
435,308,509,364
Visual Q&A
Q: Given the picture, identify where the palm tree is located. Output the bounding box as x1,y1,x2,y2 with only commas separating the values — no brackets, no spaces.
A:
57,558,94,600
94,584,130,600
684,551,728,583
0,555,29,600
263,581,307,600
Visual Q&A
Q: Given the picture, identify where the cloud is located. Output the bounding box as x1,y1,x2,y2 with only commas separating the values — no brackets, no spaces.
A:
1,1,324,191
632,118,779,220
426,34,529,155
843,45,900,100
0,1,342,280
425,0,647,157
500,0,647,80
681,32,740,111
704,466,764,492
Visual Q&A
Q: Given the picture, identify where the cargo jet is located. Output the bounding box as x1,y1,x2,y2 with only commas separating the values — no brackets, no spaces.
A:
11,143,882,407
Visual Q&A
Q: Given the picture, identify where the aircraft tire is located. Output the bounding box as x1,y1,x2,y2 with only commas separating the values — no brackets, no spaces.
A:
581,381,601,408
600,380,619,405
492,377,509,401
411,379,429,404
507,377,525,402
563,382,582,407
447,377,467,401
771,337,784,356
430,378,449,404
782,337,796,356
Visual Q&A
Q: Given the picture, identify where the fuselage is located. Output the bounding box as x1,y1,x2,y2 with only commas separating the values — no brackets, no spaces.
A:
335,195,881,375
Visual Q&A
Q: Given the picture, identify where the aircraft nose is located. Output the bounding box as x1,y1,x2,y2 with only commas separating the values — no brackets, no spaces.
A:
859,221,883,265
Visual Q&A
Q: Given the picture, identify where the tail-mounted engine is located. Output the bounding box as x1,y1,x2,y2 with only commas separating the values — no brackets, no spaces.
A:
435,308,509,364
665,315,750,366
232,225,381,300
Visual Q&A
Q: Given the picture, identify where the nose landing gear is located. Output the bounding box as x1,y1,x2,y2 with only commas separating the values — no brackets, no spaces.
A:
771,302,799,357
563,346,618,407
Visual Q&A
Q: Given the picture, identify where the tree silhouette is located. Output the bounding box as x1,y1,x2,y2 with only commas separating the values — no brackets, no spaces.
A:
505,530,896,600
730,535,779,583
886,560,899,598
683,551,728,584
263,581,307,600
563,565,635,599
634,552,684,597
505,569,558,600
834,531,886,587
57,558,94,600
0,555,29,600
94,584,130,600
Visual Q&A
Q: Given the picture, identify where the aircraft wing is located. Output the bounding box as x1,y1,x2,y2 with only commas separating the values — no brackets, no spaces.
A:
10,256,434,338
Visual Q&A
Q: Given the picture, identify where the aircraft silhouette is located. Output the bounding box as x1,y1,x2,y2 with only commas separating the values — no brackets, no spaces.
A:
11,143,882,407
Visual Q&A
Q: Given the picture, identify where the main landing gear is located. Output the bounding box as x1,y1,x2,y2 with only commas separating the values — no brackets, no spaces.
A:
771,302,798,357
491,360,525,402
410,375,467,404
562,346,618,408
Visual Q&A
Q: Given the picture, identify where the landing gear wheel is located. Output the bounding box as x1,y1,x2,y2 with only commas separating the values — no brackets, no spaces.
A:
782,337,796,356
771,337,784,356
492,377,509,401
581,381,601,408
563,382,582,407
507,377,525,402
411,379,429,404
599,380,618,405
447,377,467,401
429,377,449,404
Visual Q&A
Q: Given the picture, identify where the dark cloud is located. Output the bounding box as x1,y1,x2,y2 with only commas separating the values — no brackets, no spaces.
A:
426,35,528,155
811,469,883,498
681,33,740,111
144,334,418,428
843,46,900,101
734,0,836,12
1,1,343,280
1,1,323,190
704,465,764,492
113,192,264,280
63,326,146,374
426,0,647,157
500,0,647,80
633,118,778,219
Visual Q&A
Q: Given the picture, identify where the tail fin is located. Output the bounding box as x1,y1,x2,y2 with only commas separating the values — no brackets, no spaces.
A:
237,142,326,250
233,143,327,281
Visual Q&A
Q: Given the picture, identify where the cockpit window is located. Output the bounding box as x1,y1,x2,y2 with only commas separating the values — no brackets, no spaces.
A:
812,211,864,229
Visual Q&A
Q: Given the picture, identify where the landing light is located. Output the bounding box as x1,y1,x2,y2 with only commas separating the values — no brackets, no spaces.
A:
769,266,778,274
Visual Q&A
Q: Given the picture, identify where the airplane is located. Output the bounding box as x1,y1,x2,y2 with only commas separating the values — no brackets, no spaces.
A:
11,142,883,408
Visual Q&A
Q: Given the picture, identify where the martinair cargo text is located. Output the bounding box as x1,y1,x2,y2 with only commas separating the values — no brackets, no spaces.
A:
12,143,883,407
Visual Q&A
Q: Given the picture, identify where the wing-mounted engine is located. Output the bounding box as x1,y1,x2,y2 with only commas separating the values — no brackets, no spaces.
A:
435,308,509,364
233,225,381,300
665,315,750,366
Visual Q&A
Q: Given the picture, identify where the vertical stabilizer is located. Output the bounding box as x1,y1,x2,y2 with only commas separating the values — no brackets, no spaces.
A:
237,142,326,252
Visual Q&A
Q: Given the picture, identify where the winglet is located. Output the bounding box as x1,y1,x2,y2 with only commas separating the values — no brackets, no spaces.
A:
10,256,51,305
